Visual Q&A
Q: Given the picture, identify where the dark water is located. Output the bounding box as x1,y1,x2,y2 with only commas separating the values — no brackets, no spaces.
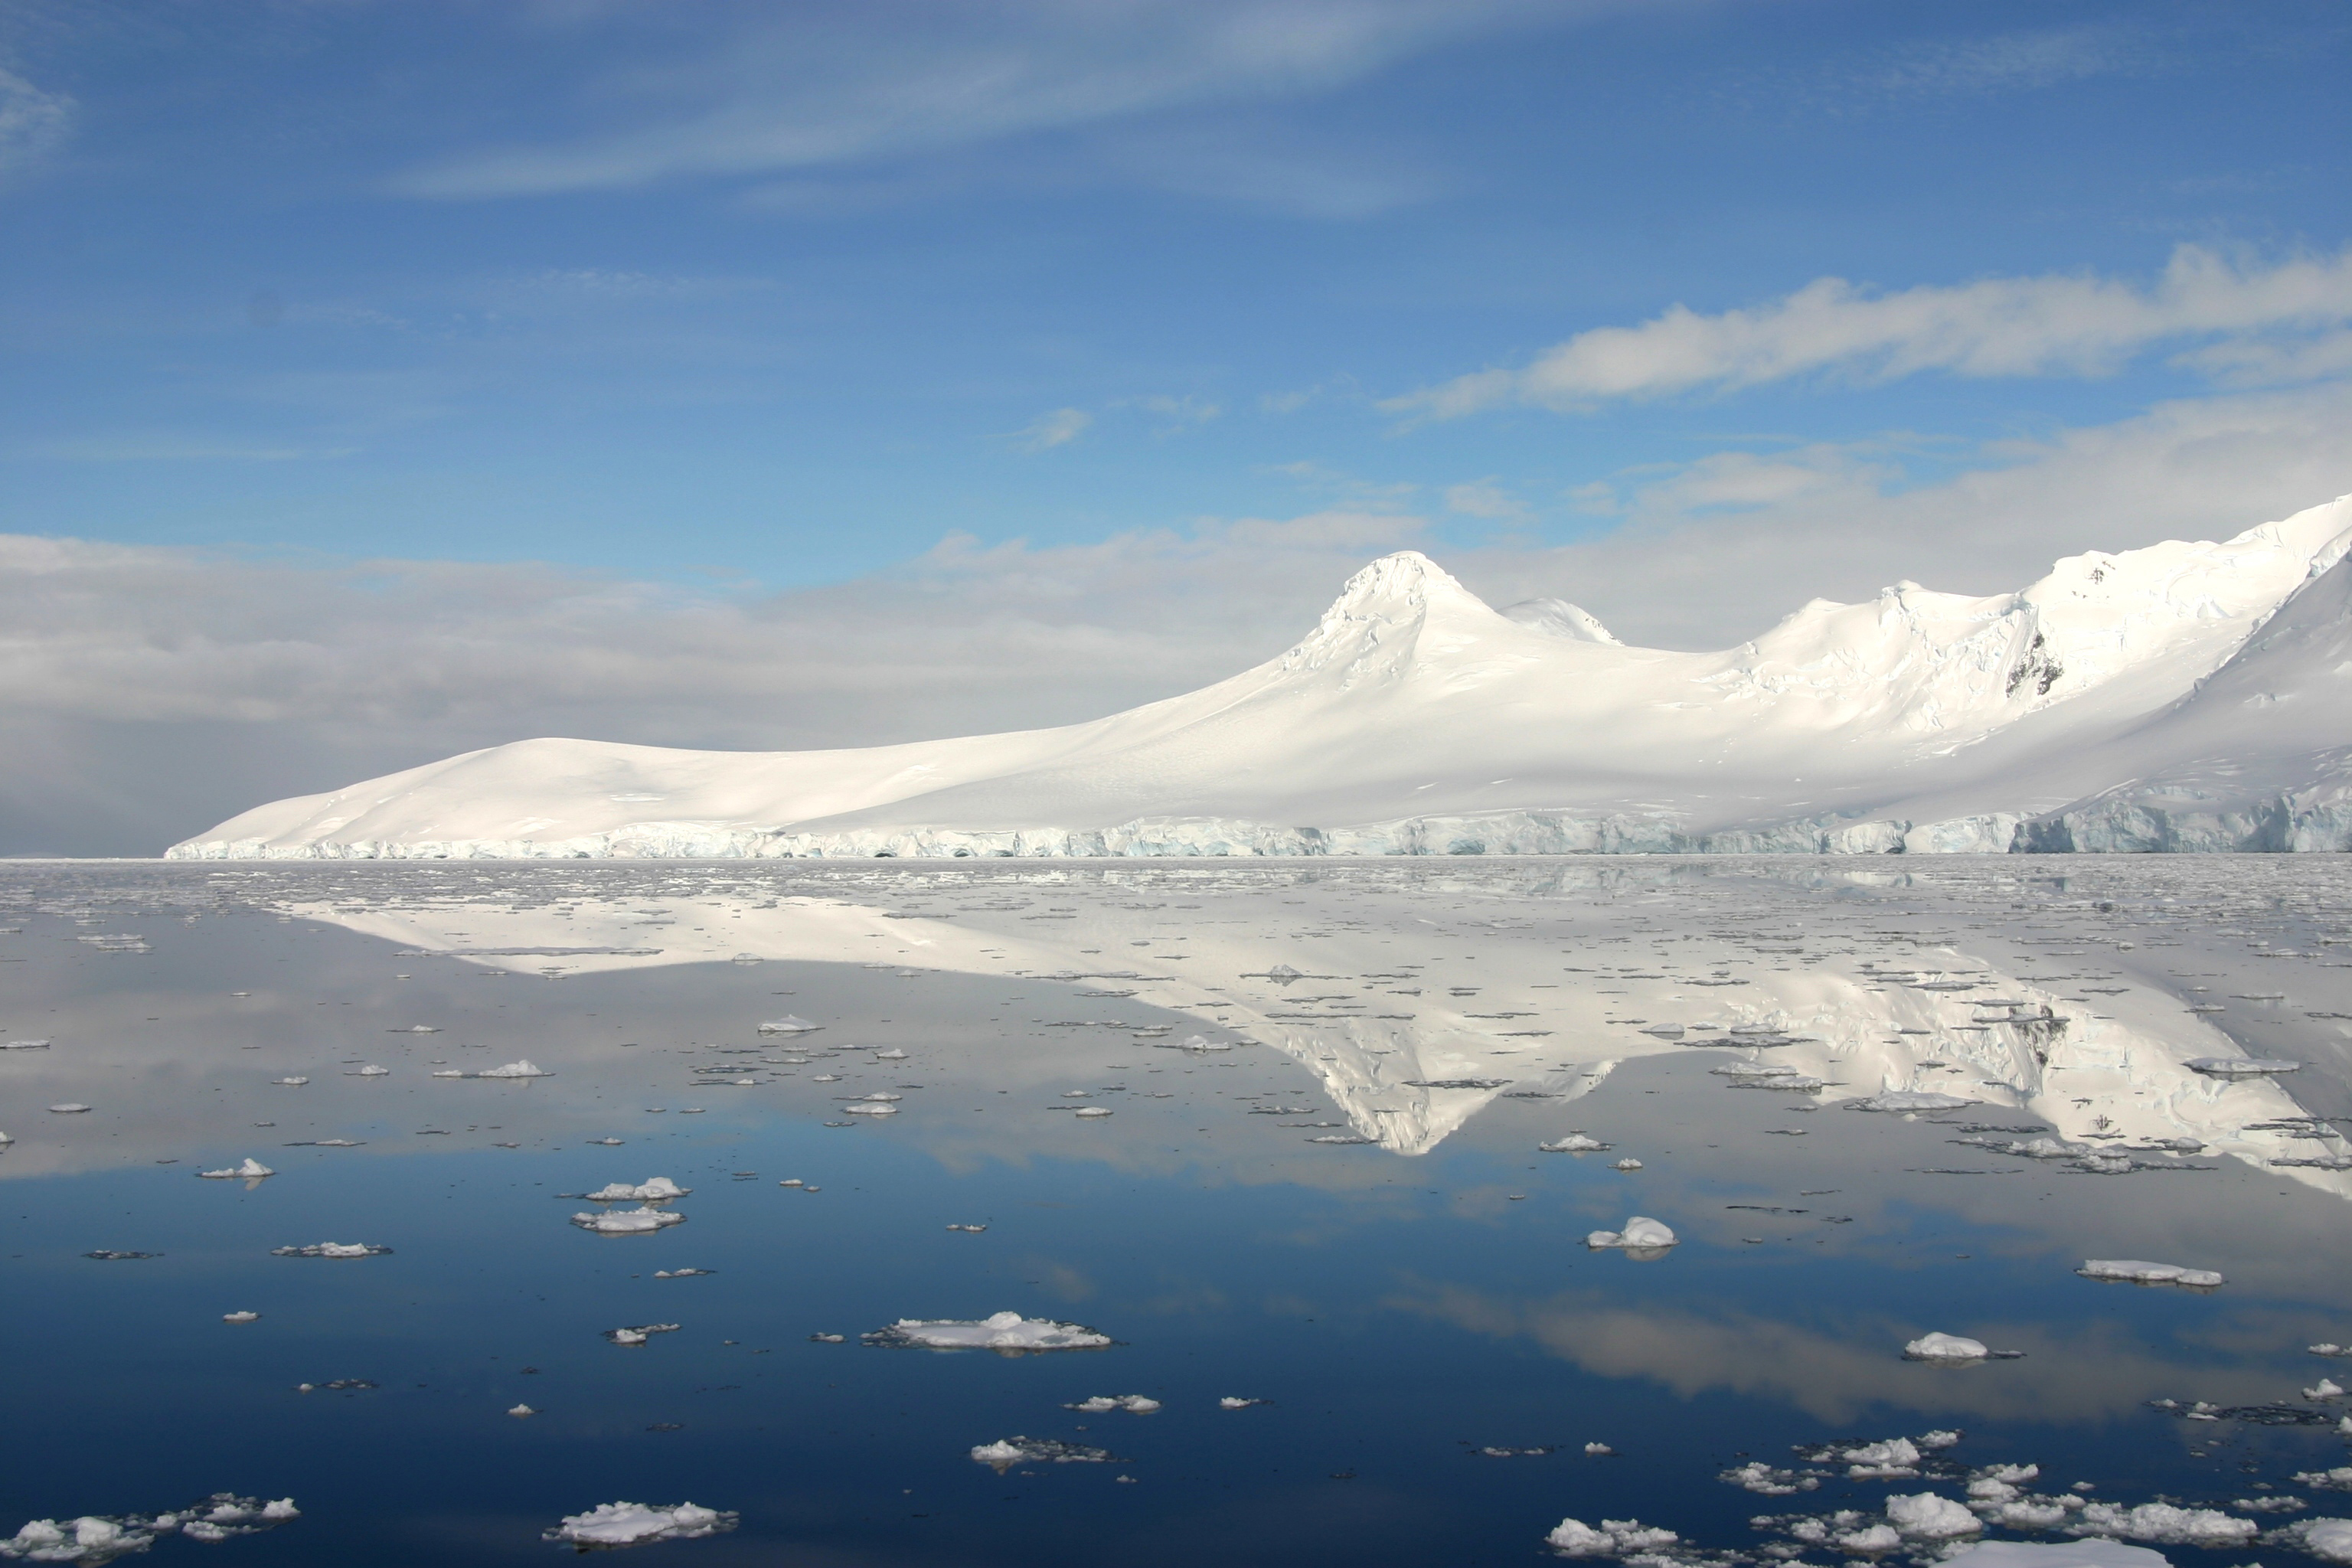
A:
5,858,2351,1566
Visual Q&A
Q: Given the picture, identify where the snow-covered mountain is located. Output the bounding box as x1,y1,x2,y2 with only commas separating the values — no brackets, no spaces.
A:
168,495,2352,860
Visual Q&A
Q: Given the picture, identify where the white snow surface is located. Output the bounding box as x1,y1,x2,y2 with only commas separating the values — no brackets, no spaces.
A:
168,497,2352,860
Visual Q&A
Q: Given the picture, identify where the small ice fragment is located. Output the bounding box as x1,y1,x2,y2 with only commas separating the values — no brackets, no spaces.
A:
476,1060,550,1079
2259,1520,2352,1563
47,1104,90,1114
808,1333,844,1343
603,1323,681,1347
1073,1106,1113,1119
1906,1331,1991,1361
587,1137,624,1145
354,1066,389,1076
1584,1442,1614,1455
2077,1259,2223,1288
969,1437,1121,1472
508,1404,537,1417
394,1025,439,1034
1612,1158,1643,1171
0,1039,52,1050
778,1178,804,1187
759,1016,821,1034
1847,1091,1975,1112
544,1501,737,1547
223,1311,260,1324
1218,1397,1267,1409
271,1242,390,1258
271,1076,309,1086
571,1207,687,1235
1544,1517,1678,1557
839,1102,897,1116
197,1158,275,1180
872,1048,906,1060
2307,1378,2347,1400
1540,1134,1609,1152
1266,964,1302,980
583,1177,690,1202
2186,1057,2300,1076
1586,1217,1676,1250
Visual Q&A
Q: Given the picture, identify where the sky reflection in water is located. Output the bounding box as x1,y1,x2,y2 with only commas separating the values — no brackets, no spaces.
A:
4,858,2351,1566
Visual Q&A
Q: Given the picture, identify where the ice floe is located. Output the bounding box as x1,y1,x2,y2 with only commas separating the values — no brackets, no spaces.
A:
1219,1397,1268,1410
443,1060,551,1080
1544,1517,1682,1557
2,1495,299,1564
270,1076,308,1086
508,1403,537,1417
1720,1462,1820,1495
603,1323,681,1347
863,1312,1112,1352
758,1016,820,1034
2076,1259,2223,1288
969,1438,1121,1472
1886,1492,1982,1538
222,1311,260,1325
1064,1394,1159,1413
1847,1091,1976,1112
571,1207,686,1234
2295,1469,2352,1491
1540,1134,1611,1152
270,1242,390,1258
583,1177,689,1202
0,1040,51,1050
196,1158,274,1180
2268,1518,2352,1563
47,1104,89,1115
2068,1501,2256,1546
1905,1332,1991,1361
1586,1217,1677,1250
543,1501,737,1547
839,1102,898,1116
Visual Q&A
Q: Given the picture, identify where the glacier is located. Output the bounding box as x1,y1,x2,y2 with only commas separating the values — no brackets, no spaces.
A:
168,495,2352,861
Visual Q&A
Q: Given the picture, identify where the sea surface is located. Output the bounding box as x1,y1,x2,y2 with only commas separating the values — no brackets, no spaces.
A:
5,857,2352,1566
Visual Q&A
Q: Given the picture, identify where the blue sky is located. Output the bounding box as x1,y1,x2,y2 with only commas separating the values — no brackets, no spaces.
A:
2,0,2350,851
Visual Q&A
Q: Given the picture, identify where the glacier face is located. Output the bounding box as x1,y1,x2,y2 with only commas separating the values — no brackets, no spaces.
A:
168,495,2352,861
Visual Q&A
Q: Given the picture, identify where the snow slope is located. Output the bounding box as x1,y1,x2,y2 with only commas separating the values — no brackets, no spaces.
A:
168,495,2352,859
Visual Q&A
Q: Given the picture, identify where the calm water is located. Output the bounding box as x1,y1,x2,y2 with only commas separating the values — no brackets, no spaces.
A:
5,857,2352,1566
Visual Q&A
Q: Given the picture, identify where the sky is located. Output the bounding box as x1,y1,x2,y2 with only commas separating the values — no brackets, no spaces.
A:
3,0,2350,854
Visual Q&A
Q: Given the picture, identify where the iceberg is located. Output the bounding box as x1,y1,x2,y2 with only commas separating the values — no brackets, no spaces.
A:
2077,1259,2223,1288
1904,1331,1991,1361
1586,1217,1677,1250
543,1501,736,1547
195,1158,275,1180
570,1207,687,1234
582,1177,689,1201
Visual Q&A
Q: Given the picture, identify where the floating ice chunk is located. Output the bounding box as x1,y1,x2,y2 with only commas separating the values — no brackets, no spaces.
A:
839,1102,897,1117
47,1104,90,1114
1845,1438,1923,1478
1713,1063,1802,1079
1906,1332,1991,1361
872,1048,907,1060
1834,1522,1903,1552
2295,1469,2352,1491
1586,1217,1676,1250
571,1207,686,1235
2307,1378,2347,1400
1612,1158,1644,1171
2267,1520,2352,1563
1917,1430,1962,1449
271,1242,390,1258
1174,1035,1231,1052
759,1016,821,1034
1888,1493,1981,1538
394,1026,438,1034
543,1501,737,1547
655,1268,715,1278
583,1178,689,1202
0,1040,51,1050
1073,1106,1113,1118
603,1323,681,1347
222,1311,260,1324
352,1066,389,1077
2186,1057,2301,1077
1848,1092,1975,1112
508,1404,537,1417
2068,1502,2256,1546
969,1437,1120,1472
1543,1517,1679,1557
2077,1259,2223,1288
1065,1395,1160,1413
865,1312,1112,1352
270,1076,308,1086
1540,1135,1610,1152
0,1132,10,1146
1583,1442,1614,1456
476,1060,550,1079
431,1070,463,1078
196,1158,274,1181
1943,1537,2171,1568
1721,1462,1818,1495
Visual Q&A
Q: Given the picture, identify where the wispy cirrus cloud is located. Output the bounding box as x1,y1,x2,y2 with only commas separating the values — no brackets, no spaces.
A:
1387,244,2352,419
390,0,1586,201
1008,407,1093,452
0,64,71,181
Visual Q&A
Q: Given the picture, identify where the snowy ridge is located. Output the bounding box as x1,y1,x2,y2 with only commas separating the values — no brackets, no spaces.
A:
169,495,2352,860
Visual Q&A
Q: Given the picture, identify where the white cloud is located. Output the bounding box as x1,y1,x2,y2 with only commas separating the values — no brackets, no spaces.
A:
394,0,1576,200
1008,407,1093,452
0,65,72,181
1389,244,2352,416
